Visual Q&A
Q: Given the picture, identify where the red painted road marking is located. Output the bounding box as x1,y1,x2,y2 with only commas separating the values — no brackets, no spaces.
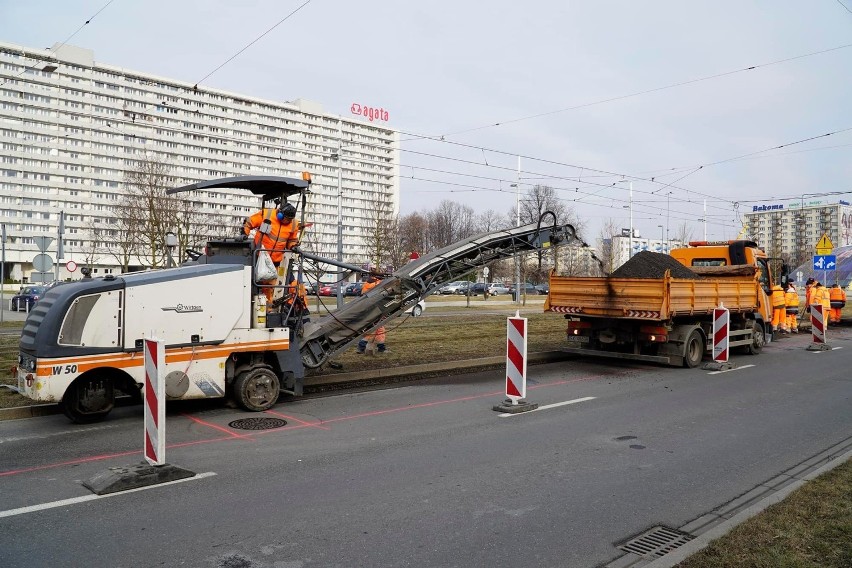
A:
264,409,331,430
0,370,630,477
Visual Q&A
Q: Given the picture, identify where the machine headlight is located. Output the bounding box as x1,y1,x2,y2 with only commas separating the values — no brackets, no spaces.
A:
27,360,36,372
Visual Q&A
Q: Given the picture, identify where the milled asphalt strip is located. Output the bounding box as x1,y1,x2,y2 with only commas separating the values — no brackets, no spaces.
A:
498,396,596,417
0,472,217,519
642,446,852,568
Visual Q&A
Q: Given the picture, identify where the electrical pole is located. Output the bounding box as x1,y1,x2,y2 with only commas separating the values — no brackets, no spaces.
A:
515,156,521,305
336,120,344,309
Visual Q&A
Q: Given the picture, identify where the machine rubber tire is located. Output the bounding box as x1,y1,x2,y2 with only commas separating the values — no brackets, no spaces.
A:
411,305,423,317
683,329,704,368
746,321,764,355
233,367,280,412
60,375,115,424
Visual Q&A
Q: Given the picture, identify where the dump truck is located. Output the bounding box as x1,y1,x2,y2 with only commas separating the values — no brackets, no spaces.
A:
545,240,786,367
14,176,580,422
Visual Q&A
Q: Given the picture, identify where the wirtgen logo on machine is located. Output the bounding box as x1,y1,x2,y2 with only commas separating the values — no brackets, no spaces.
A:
161,304,203,313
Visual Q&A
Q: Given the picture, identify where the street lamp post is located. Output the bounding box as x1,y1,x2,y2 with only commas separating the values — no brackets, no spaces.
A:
165,231,177,268
335,120,344,309
511,156,521,304
658,224,664,253
616,180,633,260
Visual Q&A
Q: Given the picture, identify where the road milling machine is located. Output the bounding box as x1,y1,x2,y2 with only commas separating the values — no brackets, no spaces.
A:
15,175,580,423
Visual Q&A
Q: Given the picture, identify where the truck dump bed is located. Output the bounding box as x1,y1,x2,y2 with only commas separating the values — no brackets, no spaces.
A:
546,271,761,320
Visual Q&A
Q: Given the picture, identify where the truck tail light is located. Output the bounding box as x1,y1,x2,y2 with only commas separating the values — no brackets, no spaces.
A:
566,321,591,336
639,325,668,342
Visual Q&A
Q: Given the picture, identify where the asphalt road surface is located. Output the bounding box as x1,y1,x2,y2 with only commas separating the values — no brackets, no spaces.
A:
1,328,850,568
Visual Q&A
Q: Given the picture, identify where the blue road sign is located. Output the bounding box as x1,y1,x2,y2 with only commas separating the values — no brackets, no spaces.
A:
813,255,837,270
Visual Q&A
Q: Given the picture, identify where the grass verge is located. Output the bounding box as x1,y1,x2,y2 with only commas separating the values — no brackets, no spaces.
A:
676,458,852,568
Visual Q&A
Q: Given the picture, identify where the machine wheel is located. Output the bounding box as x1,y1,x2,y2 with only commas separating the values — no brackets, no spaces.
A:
683,329,704,368
746,321,764,355
411,304,423,317
60,375,115,424
233,367,280,412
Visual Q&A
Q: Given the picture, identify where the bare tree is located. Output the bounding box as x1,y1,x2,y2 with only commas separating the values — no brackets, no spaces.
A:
475,209,504,233
398,212,429,256
426,200,475,249
516,185,583,276
120,156,176,268
597,218,620,276
671,221,695,249
101,203,139,272
361,190,397,272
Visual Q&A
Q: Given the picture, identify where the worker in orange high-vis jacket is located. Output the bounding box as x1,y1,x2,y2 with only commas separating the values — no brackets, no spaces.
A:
770,283,787,334
785,282,799,333
357,276,387,354
813,282,832,330
804,277,816,315
242,202,302,303
829,282,846,324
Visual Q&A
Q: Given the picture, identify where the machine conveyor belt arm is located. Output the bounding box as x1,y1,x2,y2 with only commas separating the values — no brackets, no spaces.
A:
298,214,581,368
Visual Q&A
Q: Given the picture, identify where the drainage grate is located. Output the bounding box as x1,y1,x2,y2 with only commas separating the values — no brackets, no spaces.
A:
228,417,288,430
618,525,695,559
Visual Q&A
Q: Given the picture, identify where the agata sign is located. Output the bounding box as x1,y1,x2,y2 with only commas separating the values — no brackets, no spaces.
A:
351,103,389,122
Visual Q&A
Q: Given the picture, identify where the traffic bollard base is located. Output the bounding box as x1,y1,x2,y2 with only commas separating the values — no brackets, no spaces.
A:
702,361,734,371
83,461,196,495
806,343,832,351
492,399,539,413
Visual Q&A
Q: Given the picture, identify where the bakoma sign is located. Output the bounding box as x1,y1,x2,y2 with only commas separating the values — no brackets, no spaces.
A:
351,103,389,122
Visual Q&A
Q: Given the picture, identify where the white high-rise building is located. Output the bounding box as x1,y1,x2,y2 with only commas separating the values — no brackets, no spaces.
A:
742,199,852,265
0,41,399,281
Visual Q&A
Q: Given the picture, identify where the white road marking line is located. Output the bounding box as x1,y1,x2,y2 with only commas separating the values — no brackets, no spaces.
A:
499,396,596,417
0,471,216,519
707,364,755,375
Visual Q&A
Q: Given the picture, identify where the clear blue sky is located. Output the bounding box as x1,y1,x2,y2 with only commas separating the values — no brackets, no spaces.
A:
2,0,850,242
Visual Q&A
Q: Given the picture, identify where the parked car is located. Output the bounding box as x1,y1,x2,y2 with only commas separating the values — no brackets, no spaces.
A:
405,300,426,317
455,282,474,295
535,283,549,295
487,283,510,295
469,283,489,296
509,283,541,298
318,283,340,296
302,282,316,295
439,281,467,294
11,285,47,312
344,282,364,297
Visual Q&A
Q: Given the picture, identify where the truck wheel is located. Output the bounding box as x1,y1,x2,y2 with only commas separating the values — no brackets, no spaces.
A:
683,329,704,368
746,321,764,355
60,375,115,424
233,367,280,412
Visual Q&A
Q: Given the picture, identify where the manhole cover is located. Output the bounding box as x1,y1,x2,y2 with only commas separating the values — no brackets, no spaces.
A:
228,417,288,430
618,525,695,559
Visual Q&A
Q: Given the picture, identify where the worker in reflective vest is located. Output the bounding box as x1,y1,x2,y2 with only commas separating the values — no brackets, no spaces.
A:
804,277,816,314
785,282,799,333
357,276,387,354
813,283,831,330
770,283,787,334
829,282,846,324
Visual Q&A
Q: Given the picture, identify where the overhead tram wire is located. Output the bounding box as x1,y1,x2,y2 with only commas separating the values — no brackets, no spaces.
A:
192,0,313,88
44,80,843,230
411,42,852,140
0,0,118,87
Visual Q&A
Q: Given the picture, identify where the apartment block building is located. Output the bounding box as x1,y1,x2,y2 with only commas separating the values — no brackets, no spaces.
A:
0,41,399,282
742,199,852,265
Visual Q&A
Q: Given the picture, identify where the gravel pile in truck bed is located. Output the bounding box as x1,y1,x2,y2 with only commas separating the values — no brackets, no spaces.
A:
610,250,700,279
